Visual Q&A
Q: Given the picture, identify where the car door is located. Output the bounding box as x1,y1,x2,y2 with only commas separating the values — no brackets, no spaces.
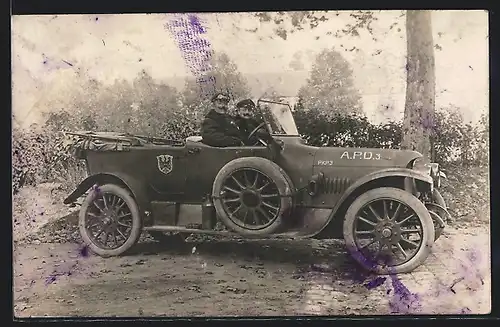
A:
183,143,272,203
136,145,188,202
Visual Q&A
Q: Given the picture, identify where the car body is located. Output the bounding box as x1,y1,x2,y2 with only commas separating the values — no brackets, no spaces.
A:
63,99,449,274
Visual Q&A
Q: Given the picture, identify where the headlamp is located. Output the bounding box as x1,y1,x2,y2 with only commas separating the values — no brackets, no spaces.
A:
411,157,432,175
411,158,445,189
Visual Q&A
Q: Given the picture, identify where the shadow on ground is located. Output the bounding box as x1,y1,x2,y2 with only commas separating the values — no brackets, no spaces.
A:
127,236,368,280
32,212,376,282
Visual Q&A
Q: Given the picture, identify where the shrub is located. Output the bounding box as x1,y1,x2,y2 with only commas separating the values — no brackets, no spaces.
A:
431,108,489,168
12,126,86,194
294,110,403,149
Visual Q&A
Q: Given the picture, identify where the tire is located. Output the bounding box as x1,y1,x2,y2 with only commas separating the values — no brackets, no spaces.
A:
79,183,143,257
432,189,446,208
428,211,444,241
212,157,294,236
343,187,435,274
427,189,448,240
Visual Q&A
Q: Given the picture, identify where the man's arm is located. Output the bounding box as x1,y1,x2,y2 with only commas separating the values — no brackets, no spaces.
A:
201,118,243,147
251,119,272,140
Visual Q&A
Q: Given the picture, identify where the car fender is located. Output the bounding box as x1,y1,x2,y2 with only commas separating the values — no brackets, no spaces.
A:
63,172,150,214
313,167,433,237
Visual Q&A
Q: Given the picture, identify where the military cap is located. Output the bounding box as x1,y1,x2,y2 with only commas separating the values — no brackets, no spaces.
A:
211,92,230,103
236,99,256,109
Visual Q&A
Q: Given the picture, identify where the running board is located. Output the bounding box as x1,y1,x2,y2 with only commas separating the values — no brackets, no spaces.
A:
144,225,240,237
143,226,308,240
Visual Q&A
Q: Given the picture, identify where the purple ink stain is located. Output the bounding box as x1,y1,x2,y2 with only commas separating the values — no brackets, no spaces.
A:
460,307,472,314
45,246,91,286
45,275,57,285
388,273,422,314
45,264,80,285
41,54,75,72
188,15,207,33
92,184,101,194
165,14,216,98
465,248,479,264
348,245,422,313
364,276,386,289
79,245,89,258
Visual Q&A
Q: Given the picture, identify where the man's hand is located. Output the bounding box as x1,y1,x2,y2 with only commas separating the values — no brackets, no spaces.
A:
255,129,267,137
255,129,272,143
230,137,245,146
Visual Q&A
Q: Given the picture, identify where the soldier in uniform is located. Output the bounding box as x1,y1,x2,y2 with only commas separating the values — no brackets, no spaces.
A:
201,93,245,147
234,99,267,146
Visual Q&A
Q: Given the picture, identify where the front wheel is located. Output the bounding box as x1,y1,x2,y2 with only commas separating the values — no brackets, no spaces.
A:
343,187,435,274
79,184,143,257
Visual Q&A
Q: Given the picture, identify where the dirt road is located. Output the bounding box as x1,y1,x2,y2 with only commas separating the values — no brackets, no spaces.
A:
13,224,490,318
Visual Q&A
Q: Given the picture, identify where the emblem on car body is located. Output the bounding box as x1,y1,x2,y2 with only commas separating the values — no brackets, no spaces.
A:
156,154,173,175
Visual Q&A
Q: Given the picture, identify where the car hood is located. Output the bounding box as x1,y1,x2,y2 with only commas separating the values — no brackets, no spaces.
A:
313,146,422,168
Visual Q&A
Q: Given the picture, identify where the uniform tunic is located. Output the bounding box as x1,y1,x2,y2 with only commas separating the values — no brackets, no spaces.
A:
201,109,244,147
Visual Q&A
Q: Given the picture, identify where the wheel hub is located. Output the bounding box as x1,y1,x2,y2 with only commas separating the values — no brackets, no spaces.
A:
381,228,392,238
241,190,260,208
375,220,401,244
102,209,118,226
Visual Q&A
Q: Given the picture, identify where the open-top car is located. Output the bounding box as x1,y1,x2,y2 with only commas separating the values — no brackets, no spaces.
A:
63,99,449,274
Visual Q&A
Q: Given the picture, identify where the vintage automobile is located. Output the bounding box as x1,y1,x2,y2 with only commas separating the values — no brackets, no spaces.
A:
63,99,449,275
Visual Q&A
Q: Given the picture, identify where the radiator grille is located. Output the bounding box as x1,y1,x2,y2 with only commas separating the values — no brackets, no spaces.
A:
321,177,351,194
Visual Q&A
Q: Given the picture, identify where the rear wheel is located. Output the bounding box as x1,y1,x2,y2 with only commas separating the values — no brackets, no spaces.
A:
212,157,294,236
79,184,142,257
343,187,435,274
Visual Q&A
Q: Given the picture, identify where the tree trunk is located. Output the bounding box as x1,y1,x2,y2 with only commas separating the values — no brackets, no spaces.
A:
401,10,436,160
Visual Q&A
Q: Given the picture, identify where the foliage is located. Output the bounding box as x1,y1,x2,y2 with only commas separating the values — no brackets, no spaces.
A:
254,10,381,40
181,51,252,114
294,110,402,148
297,48,363,116
431,108,489,167
42,71,185,137
12,126,87,194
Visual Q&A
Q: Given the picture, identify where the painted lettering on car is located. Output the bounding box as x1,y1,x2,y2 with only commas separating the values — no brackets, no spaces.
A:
317,160,334,166
340,151,382,160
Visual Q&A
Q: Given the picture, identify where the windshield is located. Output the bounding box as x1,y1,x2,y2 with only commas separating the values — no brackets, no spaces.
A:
257,101,299,136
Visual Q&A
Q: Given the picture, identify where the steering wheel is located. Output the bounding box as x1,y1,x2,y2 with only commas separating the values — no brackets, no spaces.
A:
247,122,268,146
